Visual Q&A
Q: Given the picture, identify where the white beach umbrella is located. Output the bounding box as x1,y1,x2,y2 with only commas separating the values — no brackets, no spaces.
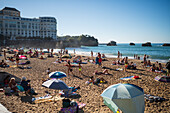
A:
101,83,145,113
42,79,69,90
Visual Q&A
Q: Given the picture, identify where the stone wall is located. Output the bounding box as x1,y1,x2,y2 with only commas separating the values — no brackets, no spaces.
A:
7,40,58,48
5,39,98,49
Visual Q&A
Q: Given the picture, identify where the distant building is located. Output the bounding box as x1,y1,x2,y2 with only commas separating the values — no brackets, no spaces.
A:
0,7,57,40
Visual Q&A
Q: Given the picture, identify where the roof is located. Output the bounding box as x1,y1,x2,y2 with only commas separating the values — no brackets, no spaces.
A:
2,7,20,12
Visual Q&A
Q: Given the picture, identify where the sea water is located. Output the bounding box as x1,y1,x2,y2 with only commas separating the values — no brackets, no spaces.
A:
52,43,170,63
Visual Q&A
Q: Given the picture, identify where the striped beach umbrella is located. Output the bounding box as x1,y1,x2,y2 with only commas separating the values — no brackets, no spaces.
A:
49,71,67,79
154,75,170,82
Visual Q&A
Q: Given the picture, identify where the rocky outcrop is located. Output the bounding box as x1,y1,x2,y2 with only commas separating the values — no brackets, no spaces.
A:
57,35,98,47
162,43,170,46
130,42,135,45
142,42,152,47
107,41,117,46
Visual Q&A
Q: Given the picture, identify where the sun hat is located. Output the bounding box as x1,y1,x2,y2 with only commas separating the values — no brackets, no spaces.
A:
22,76,26,81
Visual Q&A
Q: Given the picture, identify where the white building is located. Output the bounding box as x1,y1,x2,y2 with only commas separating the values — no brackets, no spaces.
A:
0,7,57,40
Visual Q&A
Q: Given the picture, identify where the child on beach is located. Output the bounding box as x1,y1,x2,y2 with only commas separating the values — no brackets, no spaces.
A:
46,68,51,74
78,62,82,76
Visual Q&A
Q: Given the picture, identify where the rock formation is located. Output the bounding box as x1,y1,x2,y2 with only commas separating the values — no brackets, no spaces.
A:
142,42,152,47
107,41,117,46
130,42,135,45
162,43,170,46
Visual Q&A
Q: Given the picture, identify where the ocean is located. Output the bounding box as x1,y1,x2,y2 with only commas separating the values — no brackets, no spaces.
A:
52,43,170,63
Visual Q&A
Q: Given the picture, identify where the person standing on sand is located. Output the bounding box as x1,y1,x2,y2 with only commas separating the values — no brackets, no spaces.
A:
51,48,53,54
74,49,76,54
78,62,82,76
16,54,20,67
4,50,6,60
91,51,93,59
124,57,128,72
143,54,147,67
67,60,74,76
98,53,102,67
118,51,120,58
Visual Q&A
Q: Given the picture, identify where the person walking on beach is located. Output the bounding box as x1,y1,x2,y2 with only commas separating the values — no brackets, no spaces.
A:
16,54,20,67
67,60,73,76
74,49,76,54
98,53,102,67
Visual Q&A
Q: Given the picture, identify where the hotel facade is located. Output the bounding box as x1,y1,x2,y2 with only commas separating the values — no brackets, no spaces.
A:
0,7,57,40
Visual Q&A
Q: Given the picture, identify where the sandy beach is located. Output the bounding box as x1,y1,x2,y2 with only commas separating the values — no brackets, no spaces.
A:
0,51,169,113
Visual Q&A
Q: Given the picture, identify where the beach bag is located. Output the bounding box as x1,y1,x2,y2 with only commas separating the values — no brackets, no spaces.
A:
95,78,100,83
30,88,35,94
62,99,71,108
17,85,25,92
4,87,11,94
26,61,30,64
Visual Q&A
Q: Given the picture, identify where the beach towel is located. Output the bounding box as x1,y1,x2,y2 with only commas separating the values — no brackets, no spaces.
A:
10,65,17,68
76,101,86,109
32,94,52,103
60,105,78,113
120,76,135,80
144,94,165,103
116,68,123,71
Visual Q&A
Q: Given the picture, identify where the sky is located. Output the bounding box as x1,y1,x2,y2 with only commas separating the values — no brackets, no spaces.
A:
0,0,170,43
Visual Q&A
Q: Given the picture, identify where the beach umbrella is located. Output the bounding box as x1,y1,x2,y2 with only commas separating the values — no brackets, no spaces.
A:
101,83,145,113
154,75,170,82
13,49,19,52
42,79,69,90
19,55,27,60
49,71,67,79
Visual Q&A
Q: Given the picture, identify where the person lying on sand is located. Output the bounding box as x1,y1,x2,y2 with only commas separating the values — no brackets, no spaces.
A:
7,56,15,62
93,69,109,75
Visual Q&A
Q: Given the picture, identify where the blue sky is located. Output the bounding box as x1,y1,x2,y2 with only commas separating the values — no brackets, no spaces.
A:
0,0,170,43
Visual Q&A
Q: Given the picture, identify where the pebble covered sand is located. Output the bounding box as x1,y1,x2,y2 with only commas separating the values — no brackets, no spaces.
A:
0,52,169,113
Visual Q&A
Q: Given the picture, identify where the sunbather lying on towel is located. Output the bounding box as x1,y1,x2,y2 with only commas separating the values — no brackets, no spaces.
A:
93,69,109,75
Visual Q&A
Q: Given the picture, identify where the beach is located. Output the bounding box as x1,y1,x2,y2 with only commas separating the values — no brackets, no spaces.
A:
0,51,169,113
